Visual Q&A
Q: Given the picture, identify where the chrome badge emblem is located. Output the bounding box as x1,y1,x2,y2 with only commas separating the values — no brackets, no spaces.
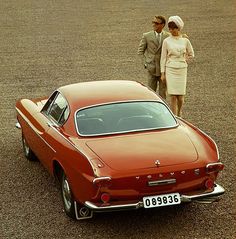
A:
194,169,200,175
155,160,161,166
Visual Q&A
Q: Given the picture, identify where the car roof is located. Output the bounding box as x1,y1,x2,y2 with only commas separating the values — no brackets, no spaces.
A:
58,80,162,110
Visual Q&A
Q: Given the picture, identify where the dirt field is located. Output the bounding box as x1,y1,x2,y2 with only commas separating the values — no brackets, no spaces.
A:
0,0,235,238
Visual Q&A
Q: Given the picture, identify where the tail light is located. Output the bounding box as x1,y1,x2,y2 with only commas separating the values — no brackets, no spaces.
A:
205,179,214,189
93,176,112,187
101,193,110,203
206,162,224,174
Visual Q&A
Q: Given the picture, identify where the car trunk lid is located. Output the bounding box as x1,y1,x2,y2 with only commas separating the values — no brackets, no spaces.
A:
85,128,198,171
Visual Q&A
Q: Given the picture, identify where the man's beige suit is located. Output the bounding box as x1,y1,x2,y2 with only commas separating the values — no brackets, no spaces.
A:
138,30,169,98
138,30,169,76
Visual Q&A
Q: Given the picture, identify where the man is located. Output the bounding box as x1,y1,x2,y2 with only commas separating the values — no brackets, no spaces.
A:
138,16,169,99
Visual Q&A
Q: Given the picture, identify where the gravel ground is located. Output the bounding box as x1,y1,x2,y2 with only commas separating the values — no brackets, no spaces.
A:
0,1,235,239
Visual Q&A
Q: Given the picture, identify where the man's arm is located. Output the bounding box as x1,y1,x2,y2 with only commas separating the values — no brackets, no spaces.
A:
137,34,147,67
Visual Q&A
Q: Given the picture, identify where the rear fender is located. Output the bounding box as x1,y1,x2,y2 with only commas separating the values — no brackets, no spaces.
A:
178,118,219,161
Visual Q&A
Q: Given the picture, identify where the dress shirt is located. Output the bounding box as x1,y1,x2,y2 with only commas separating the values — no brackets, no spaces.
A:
155,31,162,43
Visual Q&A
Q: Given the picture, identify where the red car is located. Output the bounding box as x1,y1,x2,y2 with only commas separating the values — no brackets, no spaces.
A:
15,80,224,220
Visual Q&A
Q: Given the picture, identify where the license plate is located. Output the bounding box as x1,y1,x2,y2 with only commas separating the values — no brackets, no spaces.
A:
143,193,181,208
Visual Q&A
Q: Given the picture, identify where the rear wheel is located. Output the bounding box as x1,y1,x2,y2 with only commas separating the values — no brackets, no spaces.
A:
22,134,37,161
60,172,93,220
61,172,76,219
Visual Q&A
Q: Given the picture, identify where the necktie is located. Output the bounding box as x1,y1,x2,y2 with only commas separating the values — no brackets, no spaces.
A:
157,33,161,43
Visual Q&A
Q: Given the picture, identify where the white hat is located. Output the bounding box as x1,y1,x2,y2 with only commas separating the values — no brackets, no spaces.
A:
168,16,184,30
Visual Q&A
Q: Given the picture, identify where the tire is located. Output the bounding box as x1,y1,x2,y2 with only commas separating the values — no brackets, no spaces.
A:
60,172,93,220
22,134,37,161
61,172,76,219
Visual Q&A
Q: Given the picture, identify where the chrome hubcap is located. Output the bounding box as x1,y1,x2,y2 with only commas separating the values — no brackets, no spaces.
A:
62,177,72,210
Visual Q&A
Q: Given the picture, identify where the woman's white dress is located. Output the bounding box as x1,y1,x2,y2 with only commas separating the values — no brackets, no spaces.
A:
160,35,194,95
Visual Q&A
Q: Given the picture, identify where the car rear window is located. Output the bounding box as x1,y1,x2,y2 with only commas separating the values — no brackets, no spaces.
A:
75,101,177,136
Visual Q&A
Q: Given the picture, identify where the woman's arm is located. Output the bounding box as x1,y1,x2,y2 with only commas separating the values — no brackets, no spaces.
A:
186,39,194,62
160,40,168,73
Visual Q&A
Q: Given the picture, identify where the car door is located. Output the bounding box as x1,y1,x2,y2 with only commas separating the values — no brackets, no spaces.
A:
35,91,70,172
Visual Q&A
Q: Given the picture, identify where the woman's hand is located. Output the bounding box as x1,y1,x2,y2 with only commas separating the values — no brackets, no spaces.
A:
160,73,166,82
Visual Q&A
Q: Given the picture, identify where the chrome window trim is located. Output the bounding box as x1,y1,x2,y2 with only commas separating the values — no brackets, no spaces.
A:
41,91,59,115
74,100,178,137
41,90,71,127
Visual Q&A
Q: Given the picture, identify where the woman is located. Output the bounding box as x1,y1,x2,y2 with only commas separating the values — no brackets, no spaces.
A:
160,16,194,117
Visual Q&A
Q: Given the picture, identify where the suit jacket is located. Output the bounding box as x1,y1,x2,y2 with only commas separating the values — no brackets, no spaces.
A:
138,30,170,76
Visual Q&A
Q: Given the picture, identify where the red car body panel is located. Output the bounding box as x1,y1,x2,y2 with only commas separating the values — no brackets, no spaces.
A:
85,129,198,170
15,80,224,217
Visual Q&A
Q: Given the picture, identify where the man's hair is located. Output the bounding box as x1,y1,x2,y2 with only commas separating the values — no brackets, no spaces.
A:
155,15,166,25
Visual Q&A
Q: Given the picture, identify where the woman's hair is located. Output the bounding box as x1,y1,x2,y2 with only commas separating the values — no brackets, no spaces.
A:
168,21,179,29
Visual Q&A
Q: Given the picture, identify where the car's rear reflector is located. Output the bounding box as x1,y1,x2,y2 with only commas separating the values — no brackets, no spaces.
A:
205,179,214,189
101,193,110,203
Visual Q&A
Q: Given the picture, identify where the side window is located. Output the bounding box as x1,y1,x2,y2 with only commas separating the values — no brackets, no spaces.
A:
43,92,69,125
58,106,69,125
42,91,58,114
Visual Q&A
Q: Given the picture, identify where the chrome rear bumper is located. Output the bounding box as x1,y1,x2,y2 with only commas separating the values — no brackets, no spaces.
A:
180,184,225,203
85,184,225,212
